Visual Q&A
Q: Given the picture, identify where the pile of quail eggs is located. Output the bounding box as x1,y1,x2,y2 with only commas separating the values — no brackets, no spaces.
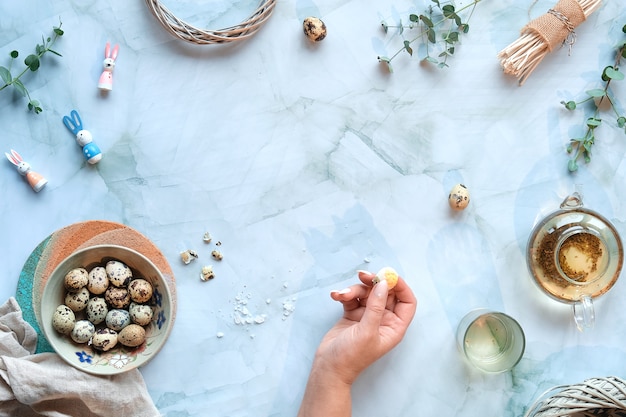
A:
52,259,154,352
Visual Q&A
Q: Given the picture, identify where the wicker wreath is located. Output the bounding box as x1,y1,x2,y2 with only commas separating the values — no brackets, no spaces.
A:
524,377,626,417
144,0,277,45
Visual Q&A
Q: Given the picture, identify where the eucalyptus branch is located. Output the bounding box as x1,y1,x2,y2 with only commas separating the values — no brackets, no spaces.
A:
0,20,64,114
561,24,626,172
377,0,482,72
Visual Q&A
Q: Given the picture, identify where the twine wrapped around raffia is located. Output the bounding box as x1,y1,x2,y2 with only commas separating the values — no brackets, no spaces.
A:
524,376,626,417
144,0,277,45
498,0,602,85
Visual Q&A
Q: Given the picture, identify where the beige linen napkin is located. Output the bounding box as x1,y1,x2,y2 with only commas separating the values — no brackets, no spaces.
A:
0,297,161,417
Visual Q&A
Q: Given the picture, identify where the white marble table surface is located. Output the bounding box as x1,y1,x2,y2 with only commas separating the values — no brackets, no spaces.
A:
2,0,626,415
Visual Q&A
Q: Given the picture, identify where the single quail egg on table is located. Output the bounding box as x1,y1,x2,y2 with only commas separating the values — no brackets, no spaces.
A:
52,305,76,335
303,17,327,42
448,183,470,211
64,267,89,291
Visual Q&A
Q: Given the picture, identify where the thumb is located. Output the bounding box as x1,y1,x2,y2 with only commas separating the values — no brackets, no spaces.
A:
361,279,388,330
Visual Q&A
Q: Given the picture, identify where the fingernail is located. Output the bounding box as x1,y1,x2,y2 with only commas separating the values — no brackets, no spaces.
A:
373,279,388,297
337,288,351,294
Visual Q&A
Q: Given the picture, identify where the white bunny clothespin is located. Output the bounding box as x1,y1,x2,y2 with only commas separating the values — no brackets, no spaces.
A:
5,149,48,192
63,109,102,164
98,41,119,91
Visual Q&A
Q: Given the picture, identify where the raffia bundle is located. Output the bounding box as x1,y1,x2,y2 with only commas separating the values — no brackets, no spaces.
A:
498,0,602,85
144,0,277,45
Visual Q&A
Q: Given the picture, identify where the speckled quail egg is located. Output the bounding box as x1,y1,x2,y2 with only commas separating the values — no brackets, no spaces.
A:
87,266,109,295
448,183,470,211
128,279,153,303
303,17,327,42
64,287,90,312
64,268,89,291
85,297,108,325
90,328,118,352
52,304,76,335
372,266,399,290
129,302,154,326
105,260,133,287
105,309,131,331
105,286,131,309
70,319,95,344
118,324,146,347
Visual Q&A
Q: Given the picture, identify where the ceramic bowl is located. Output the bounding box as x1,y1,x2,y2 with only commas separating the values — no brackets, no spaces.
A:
40,244,174,375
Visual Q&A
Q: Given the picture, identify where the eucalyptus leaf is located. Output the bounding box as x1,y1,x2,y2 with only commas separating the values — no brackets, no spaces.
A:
13,79,27,97
0,66,11,84
586,88,606,98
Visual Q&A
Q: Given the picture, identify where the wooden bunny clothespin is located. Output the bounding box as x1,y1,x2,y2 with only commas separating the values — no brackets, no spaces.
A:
98,41,119,91
63,109,102,164
5,149,48,192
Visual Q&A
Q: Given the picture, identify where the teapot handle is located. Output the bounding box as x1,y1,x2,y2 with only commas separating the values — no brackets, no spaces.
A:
572,295,595,331
560,191,584,210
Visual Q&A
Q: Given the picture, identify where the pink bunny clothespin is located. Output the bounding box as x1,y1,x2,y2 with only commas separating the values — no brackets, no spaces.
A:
5,149,48,192
98,41,119,91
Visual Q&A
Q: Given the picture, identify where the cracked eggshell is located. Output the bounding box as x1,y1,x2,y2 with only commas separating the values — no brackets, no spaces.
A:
106,309,131,331
448,183,470,211
118,324,146,347
90,328,118,352
71,319,95,344
64,268,89,291
86,297,108,325
129,302,154,326
64,287,90,312
87,266,109,294
128,278,153,303
105,260,133,287
52,305,76,335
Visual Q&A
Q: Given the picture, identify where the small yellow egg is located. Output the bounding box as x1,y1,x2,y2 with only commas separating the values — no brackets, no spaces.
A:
372,267,399,290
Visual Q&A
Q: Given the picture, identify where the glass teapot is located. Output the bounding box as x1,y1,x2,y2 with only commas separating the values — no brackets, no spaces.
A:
526,192,623,331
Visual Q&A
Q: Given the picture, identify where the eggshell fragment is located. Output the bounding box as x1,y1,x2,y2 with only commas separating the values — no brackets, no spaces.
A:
372,267,399,290
448,183,470,211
